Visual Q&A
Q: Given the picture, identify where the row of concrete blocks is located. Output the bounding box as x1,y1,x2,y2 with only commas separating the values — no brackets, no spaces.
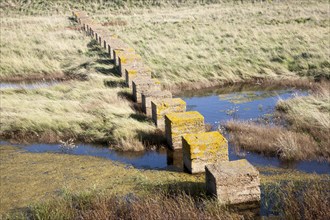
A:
72,11,260,206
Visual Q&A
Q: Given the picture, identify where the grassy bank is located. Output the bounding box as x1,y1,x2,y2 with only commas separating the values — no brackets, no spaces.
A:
0,14,156,148
97,0,329,88
0,16,88,81
1,146,329,219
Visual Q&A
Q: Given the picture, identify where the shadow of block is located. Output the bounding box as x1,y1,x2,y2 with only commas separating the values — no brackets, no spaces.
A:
104,79,126,88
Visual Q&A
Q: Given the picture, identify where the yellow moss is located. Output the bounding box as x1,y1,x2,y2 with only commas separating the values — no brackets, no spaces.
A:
182,131,228,159
127,69,138,76
166,111,204,124
119,54,142,64
156,98,186,114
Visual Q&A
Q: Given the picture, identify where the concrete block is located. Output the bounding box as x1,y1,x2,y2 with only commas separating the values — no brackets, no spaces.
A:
182,131,228,174
125,64,152,88
118,54,142,77
107,38,126,59
165,111,205,149
205,159,261,205
151,98,186,131
113,48,135,66
132,78,161,103
142,90,172,117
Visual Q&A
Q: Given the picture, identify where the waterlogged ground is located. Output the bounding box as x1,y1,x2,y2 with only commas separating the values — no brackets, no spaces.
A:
2,85,329,174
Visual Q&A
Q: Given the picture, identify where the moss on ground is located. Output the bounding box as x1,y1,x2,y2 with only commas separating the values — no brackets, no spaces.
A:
1,145,329,217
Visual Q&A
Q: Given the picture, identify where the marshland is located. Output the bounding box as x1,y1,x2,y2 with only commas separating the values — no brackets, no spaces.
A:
0,0,329,219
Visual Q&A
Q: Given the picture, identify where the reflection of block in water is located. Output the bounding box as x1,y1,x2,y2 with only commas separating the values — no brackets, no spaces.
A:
142,90,172,117
182,131,228,174
151,98,186,131
205,159,261,205
165,111,205,150
132,78,161,103
166,149,183,168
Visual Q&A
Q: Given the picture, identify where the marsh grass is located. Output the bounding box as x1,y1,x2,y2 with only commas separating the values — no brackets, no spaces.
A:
276,84,330,158
0,15,92,81
0,145,204,215
225,121,323,161
97,0,329,87
1,146,329,218
262,180,330,219
0,17,155,151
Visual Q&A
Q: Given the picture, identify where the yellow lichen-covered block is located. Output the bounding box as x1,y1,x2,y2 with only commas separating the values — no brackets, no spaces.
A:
141,90,172,117
113,48,135,66
205,159,261,206
132,78,161,103
118,54,143,77
151,98,186,131
125,65,152,88
165,111,205,149
182,131,228,174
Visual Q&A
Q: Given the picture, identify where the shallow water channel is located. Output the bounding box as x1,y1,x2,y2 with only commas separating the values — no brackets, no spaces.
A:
3,84,329,174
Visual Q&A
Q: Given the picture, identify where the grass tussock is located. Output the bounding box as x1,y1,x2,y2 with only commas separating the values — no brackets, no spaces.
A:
225,121,323,161
17,193,235,220
6,178,330,220
262,180,330,220
0,78,155,148
276,84,330,158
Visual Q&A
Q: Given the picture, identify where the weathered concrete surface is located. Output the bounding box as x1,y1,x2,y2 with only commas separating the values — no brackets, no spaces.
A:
165,111,205,149
118,54,142,77
113,48,135,66
141,90,172,117
151,98,186,131
205,159,261,205
182,131,228,174
106,38,125,59
132,77,161,103
125,64,152,88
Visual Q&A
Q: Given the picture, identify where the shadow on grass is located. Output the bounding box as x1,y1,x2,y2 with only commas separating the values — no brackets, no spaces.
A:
104,79,126,88
87,39,112,59
118,90,134,101
142,181,206,198
95,66,119,76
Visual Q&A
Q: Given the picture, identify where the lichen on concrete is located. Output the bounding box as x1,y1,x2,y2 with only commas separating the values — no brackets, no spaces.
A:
182,131,228,173
151,98,186,131
132,77,161,103
142,90,173,117
165,111,205,149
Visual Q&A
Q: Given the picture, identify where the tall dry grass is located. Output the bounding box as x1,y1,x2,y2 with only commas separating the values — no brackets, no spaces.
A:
0,15,155,150
277,83,330,159
96,0,329,87
225,121,322,161
0,16,90,81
